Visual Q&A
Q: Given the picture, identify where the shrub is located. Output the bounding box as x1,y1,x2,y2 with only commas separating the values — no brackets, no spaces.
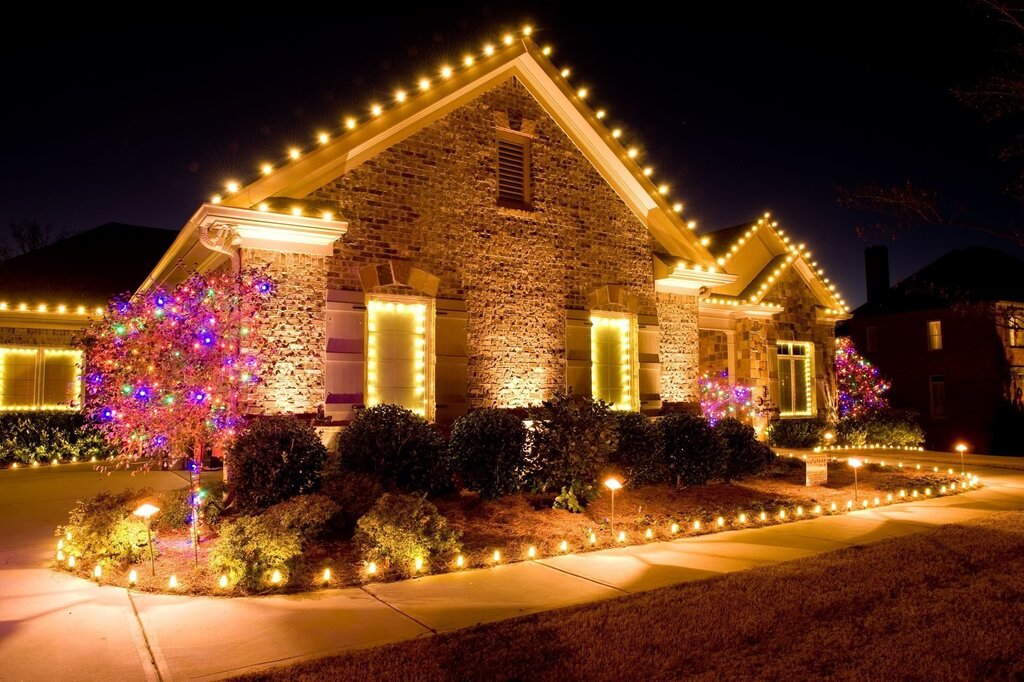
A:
553,480,598,513
321,470,386,536
611,411,666,485
56,489,151,568
0,411,115,466
835,409,924,447
354,493,461,576
229,417,328,513
337,404,451,494
529,393,618,500
449,408,529,499
659,413,725,486
717,418,774,482
208,514,302,590
766,418,827,448
264,493,341,541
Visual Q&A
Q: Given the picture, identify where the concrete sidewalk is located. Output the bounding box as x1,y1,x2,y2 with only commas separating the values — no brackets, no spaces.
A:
2,457,1023,681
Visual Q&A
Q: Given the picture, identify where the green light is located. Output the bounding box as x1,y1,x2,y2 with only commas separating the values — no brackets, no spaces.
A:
113,324,127,336
121,384,132,395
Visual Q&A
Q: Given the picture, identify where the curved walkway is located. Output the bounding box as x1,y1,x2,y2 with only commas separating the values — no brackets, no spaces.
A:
2,452,1022,681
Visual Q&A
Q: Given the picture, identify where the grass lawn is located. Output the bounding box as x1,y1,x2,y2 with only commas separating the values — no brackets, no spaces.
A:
239,511,1024,681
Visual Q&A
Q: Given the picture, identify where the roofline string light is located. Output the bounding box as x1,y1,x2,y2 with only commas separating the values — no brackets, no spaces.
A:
0,302,105,316
712,213,849,313
211,24,704,247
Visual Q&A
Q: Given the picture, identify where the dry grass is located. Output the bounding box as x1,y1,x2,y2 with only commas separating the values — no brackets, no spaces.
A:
66,459,962,594
239,511,1024,682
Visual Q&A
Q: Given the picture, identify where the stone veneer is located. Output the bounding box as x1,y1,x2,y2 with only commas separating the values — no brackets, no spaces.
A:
698,329,729,376
761,267,837,419
242,250,328,414
309,76,671,409
656,292,699,406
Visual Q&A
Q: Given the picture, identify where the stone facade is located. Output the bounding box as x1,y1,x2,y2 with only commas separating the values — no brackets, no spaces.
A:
761,267,837,420
698,329,729,376
242,250,329,415
309,76,666,409
0,326,78,347
656,292,699,406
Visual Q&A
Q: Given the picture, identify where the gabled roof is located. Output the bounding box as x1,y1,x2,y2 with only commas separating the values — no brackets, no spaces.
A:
698,213,849,314
853,245,1024,316
0,223,177,306
207,34,714,268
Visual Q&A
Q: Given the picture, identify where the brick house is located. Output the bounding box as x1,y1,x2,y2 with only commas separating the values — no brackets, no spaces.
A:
135,36,849,427
0,224,174,411
845,245,1024,453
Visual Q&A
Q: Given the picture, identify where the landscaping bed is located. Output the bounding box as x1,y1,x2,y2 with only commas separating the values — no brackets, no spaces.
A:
54,455,970,595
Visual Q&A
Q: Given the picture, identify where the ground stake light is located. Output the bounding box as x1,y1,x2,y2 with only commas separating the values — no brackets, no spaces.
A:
848,458,863,500
133,502,160,576
955,442,968,476
604,477,623,533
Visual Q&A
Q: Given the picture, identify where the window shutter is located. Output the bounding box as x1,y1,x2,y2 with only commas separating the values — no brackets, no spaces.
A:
496,133,531,207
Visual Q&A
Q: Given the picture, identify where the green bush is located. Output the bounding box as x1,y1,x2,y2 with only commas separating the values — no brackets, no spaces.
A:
208,514,302,590
766,418,827,448
553,480,598,513
529,393,618,500
56,489,151,568
337,404,451,494
835,409,924,447
659,413,725,486
611,411,666,485
321,470,386,536
0,411,115,465
229,417,328,513
264,493,341,541
354,493,461,576
716,418,774,482
449,408,529,499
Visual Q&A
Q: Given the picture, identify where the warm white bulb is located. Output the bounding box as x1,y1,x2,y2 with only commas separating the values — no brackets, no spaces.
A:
483,44,495,57
440,65,453,79
289,147,300,160
418,78,430,91
463,55,475,67
371,103,383,116
317,132,329,145
561,67,571,77
395,90,407,103
225,181,239,193
261,163,273,175
542,45,552,56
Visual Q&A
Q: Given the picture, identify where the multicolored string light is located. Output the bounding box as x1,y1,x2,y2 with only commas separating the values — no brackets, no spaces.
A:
835,336,890,418
698,370,759,425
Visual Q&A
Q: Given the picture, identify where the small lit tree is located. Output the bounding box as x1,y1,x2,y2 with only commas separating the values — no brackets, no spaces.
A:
698,371,759,426
835,336,891,418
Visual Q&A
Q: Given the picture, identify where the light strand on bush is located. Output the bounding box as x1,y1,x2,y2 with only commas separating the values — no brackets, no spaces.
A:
697,371,759,426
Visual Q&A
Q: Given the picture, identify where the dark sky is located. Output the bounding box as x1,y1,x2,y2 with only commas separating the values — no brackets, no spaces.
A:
3,2,1021,307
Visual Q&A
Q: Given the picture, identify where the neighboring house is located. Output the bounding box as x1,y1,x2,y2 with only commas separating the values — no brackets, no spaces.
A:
0,223,176,411
844,245,1024,453
138,36,850,426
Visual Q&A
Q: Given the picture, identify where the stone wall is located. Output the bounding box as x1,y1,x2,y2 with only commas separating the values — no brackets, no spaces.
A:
310,76,671,409
698,329,729,377
0,326,79,347
241,250,328,414
762,267,837,419
735,317,771,411
656,292,699,406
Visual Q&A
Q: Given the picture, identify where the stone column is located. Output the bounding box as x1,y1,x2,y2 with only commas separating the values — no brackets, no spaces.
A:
656,291,699,409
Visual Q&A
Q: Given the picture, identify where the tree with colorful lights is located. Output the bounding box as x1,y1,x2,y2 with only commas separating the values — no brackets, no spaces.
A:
835,336,890,418
81,269,274,463
698,370,760,426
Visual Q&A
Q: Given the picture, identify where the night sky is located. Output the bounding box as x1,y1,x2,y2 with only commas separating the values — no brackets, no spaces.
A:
3,2,1020,307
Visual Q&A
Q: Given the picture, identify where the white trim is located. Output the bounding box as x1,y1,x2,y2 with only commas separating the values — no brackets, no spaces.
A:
194,204,348,256
656,268,737,295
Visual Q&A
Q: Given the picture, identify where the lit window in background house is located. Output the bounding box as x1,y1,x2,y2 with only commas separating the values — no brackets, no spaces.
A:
928,320,942,351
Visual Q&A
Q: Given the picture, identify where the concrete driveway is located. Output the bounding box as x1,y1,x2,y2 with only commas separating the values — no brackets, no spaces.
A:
2,454,1022,681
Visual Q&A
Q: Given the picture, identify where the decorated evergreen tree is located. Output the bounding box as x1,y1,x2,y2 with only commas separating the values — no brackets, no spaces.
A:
835,336,890,418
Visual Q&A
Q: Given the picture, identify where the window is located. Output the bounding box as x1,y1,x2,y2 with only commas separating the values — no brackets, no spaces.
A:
0,347,82,410
590,313,637,410
496,130,531,208
777,341,814,417
365,298,431,417
1009,315,1024,348
866,326,878,353
928,320,942,351
929,375,946,419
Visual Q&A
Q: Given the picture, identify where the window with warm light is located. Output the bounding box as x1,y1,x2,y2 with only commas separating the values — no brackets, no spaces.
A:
365,298,432,417
777,341,814,417
0,347,83,410
1009,315,1024,348
927,320,942,351
590,313,637,410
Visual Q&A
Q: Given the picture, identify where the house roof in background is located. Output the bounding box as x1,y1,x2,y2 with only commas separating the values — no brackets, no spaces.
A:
853,245,1024,316
0,223,178,306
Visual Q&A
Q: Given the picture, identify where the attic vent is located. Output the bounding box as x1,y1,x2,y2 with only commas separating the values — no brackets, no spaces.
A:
496,130,531,208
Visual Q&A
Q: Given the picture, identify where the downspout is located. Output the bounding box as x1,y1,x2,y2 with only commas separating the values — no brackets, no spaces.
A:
198,224,242,274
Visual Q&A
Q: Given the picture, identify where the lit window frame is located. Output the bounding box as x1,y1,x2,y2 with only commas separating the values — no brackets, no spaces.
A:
1009,314,1024,348
364,296,434,419
776,340,815,418
927,320,942,351
0,346,83,411
589,312,638,411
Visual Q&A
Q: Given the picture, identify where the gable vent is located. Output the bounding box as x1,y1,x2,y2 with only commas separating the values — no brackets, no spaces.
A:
496,132,531,208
